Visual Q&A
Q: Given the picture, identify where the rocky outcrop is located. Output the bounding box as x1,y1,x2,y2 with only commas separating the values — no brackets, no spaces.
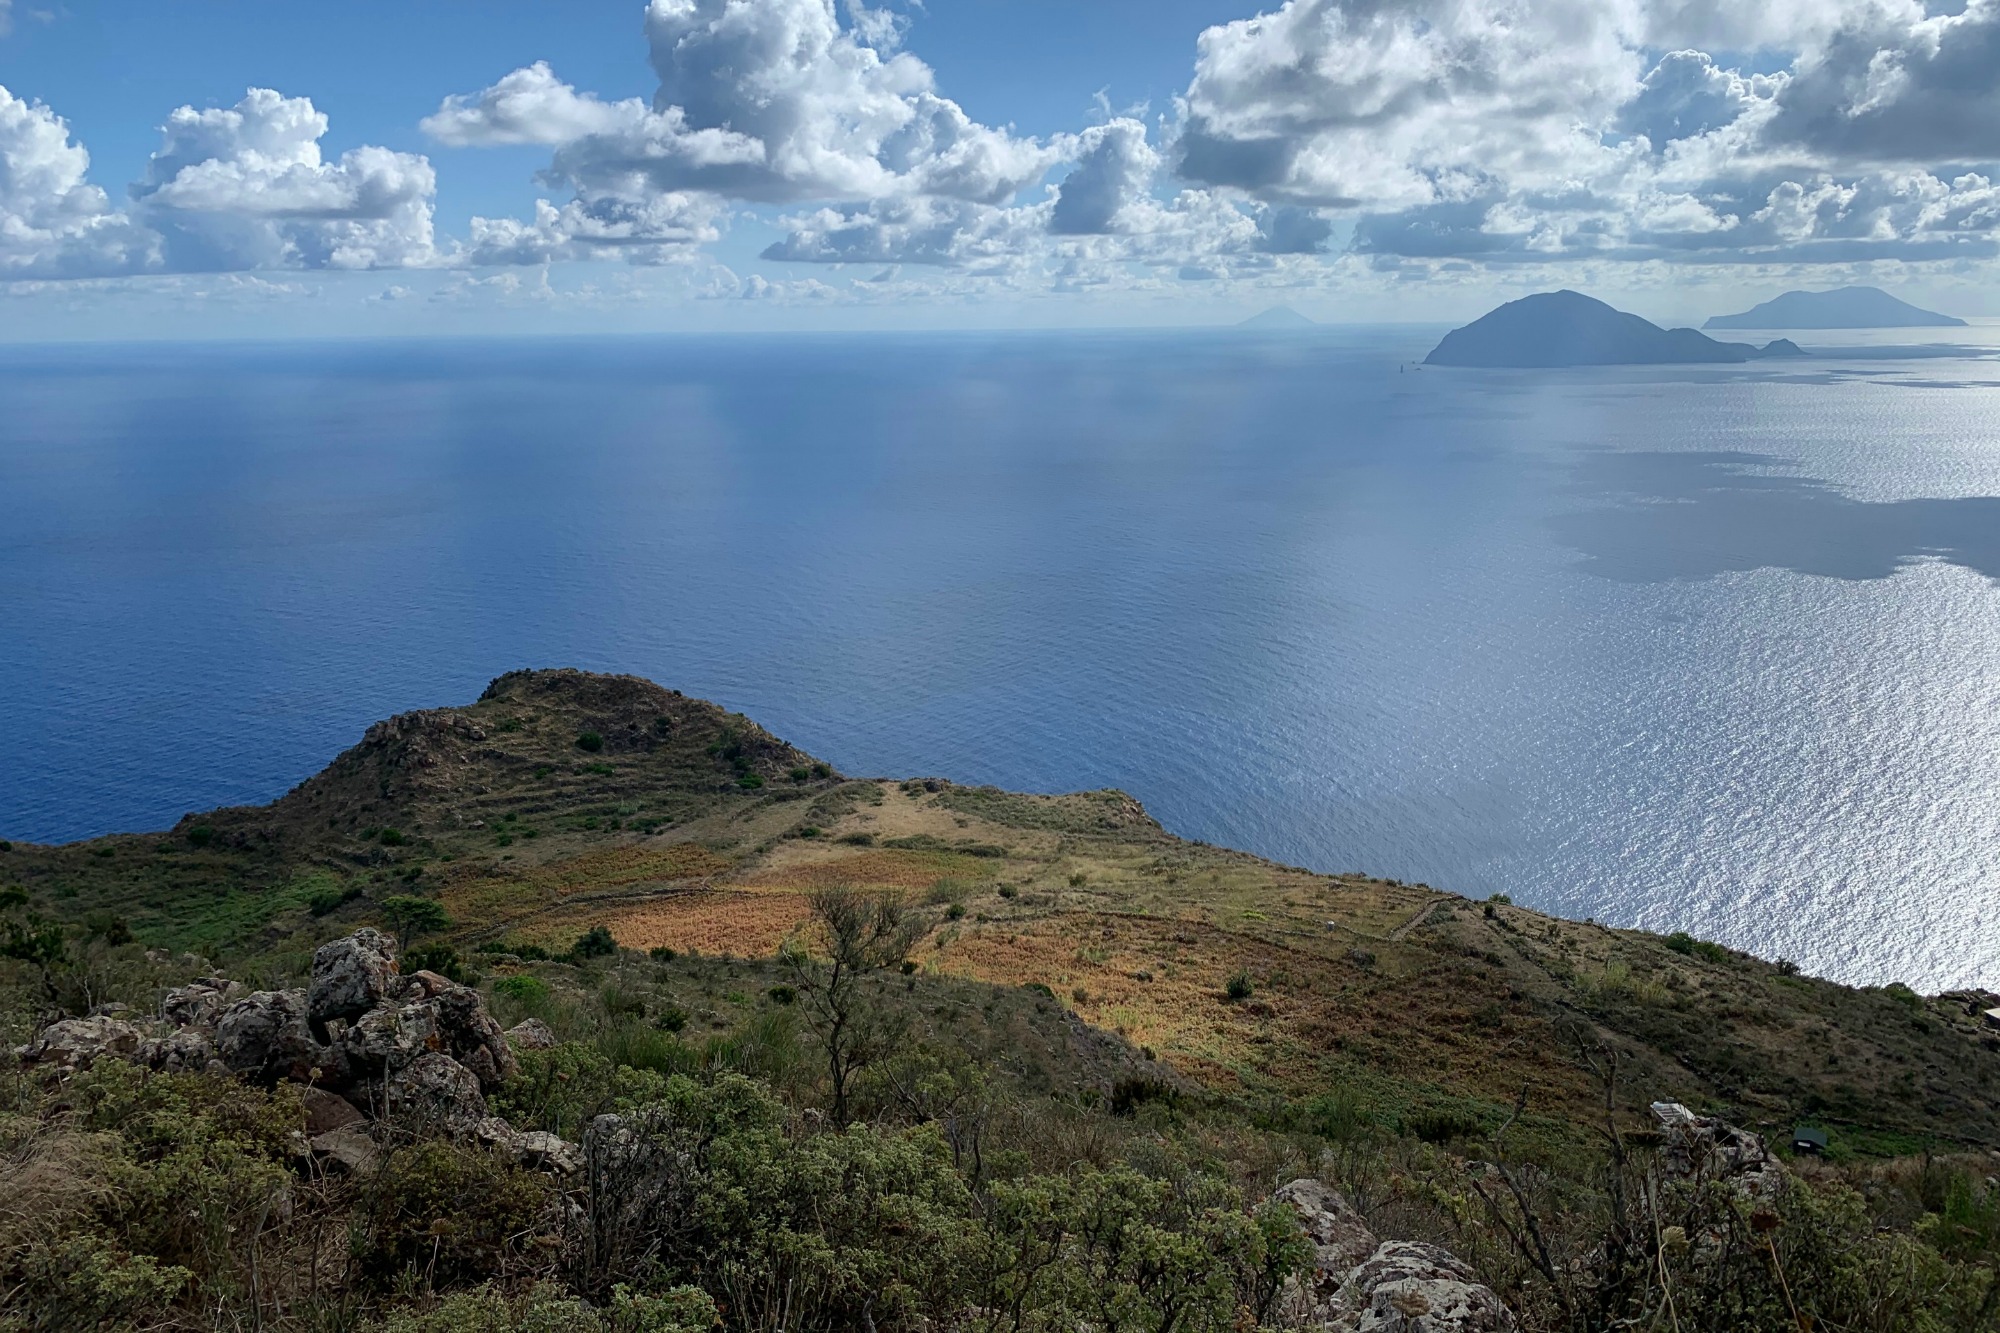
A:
1277,1178,1381,1325
505,1018,558,1051
16,929,575,1177
1334,1242,1516,1332
217,989,331,1085
1651,1101,1782,1200
18,1013,148,1069
308,928,398,1036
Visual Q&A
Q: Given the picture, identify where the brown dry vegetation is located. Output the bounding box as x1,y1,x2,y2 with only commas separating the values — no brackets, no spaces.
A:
8,669,1999,1157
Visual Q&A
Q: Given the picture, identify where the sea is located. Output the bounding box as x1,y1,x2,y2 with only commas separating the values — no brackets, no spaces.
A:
3,325,1998,991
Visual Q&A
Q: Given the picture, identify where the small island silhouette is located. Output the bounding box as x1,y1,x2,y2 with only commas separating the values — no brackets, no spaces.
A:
1426,290,1805,367
1706,286,1966,329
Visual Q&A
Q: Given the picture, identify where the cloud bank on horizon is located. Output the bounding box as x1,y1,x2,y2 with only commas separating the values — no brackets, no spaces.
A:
4,0,2000,301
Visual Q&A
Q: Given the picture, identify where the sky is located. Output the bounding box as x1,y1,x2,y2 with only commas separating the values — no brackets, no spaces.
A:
2,0,1998,337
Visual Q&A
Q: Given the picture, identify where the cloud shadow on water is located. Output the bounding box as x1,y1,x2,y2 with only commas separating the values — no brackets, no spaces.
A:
1549,450,2000,582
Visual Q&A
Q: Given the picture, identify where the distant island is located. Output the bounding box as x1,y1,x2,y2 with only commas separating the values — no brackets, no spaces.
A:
1426,290,1807,367
1706,286,1967,329
1237,305,1316,329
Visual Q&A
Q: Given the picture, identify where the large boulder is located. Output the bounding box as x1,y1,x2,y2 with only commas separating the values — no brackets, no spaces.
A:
161,977,243,1028
1275,1178,1380,1324
385,1050,487,1128
138,1027,218,1074
1335,1242,1515,1332
1651,1102,1782,1200
18,1014,149,1070
504,1018,558,1051
308,928,399,1036
216,989,336,1086
332,976,516,1092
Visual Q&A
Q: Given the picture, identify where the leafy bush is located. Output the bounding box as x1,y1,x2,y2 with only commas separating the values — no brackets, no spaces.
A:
404,942,475,985
571,926,619,961
493,1043,669,1140
355,1140,553,1289
309,884,364,917
1664,931,1731,963
375,1283,717,1333
185,824,216,848
576,732,605,753
1224,971,1255,1002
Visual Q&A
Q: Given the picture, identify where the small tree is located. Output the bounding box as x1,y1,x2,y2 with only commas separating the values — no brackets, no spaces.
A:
0,885,67,1001
780,885,922,1125
379,895,450,951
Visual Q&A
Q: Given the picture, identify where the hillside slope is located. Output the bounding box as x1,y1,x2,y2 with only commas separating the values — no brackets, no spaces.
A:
6,668,1996,1152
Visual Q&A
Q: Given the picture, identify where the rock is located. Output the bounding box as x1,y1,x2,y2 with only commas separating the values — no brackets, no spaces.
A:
1275,1178,1380,1324
1651,1102,1782,1200
161,977,242,1028
216,990,335,1086
302,1086,367,1135
138,1027,217,1074
18,1014,149,1069
431,983,518,1089
475,1116,583,1174
332,978,516,1092
385,1050,486,1127
308,928,399,1036
504,1018,557,1051
310,1125,382,1176
1335,1241,1515,1332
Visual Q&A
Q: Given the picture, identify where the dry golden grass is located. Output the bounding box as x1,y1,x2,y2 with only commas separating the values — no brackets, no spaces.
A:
593,889,814,956
736,847,997,892
441,840,732,923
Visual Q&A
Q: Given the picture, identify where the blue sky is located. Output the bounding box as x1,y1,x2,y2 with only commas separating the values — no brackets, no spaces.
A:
2,0,1997,338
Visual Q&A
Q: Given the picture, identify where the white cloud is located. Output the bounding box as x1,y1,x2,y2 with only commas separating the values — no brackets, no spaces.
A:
1173,0,2000,270
133,89,439,271
421,62,645,147
435,0,1064,267
0,84,440,281
0,86,157,278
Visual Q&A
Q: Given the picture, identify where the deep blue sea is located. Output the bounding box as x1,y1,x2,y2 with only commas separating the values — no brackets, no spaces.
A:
4,327,1999,990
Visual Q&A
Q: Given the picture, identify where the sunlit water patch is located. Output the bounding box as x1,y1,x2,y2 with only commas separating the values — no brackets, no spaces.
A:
2,328,1997,988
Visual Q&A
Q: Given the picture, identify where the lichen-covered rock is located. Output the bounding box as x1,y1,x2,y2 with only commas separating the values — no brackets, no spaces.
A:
475,1116,583,1174
504,1018,557,1051
161,977,242,1029
138,1027,217,1073
303,1085,368,1135
18,1014,149,1069
310,1124,382,1176
432,983,518,1089
1276,1178,1381,1324
1335,1242,1515,1332
1651,1102,1782,1200
385,1050,486,1127
216,989,336,1085
308,927,399,1035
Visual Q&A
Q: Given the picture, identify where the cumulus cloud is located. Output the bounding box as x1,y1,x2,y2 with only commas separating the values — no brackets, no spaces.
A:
421,62,644,146
433,0,1062,268
0,87,156,278
1174,0,2000,270
133,89,439,271
0,83,438,280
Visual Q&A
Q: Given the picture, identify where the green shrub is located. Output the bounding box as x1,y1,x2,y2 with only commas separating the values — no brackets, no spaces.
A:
577,731,605,753
1224,971,1255,1002
309,884,363,917
185,825,216,849
378,827,408,847
736,774,764,790
571,926,619,960
493,1043,669,1140
649,946,679,962
404,943,475,985
356,1140,552,1289
376,1283,718,1333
